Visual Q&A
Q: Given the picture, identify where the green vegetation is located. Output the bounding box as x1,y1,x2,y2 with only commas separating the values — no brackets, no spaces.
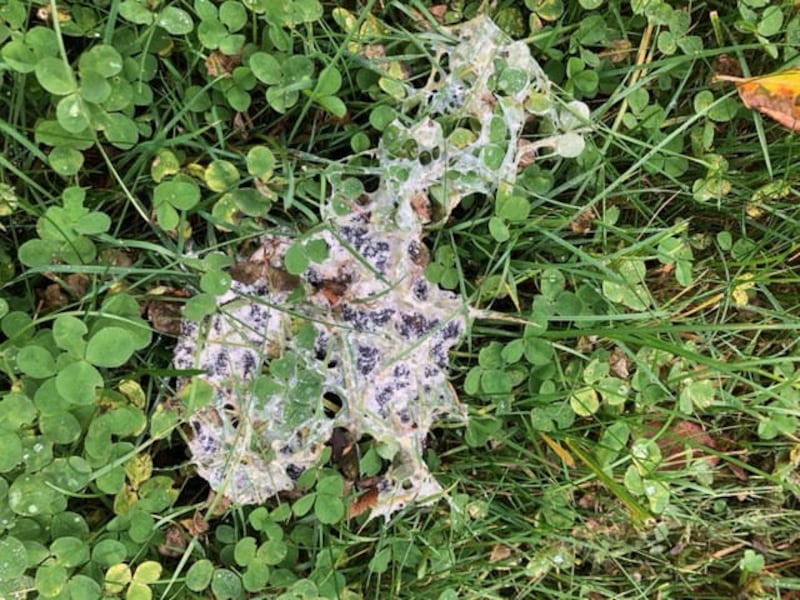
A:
2,0,800,598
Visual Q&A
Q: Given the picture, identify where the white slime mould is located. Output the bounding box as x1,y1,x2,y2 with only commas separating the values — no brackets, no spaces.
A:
173,15,589,519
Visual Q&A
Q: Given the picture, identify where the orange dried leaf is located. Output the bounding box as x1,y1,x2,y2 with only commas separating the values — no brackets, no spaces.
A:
539,432,576,468
716,69,800,132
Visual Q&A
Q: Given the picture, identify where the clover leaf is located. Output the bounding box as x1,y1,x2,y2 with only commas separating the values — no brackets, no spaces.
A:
8,473,67,516
157,6,194,35
247,146,276,179
78,44,123,77
35,56,77,95
17,345,56,379
1,26,57,73
53,315,88,358
204,160,240,192
0,431,22,472
308,66,346,117
85,327,136,368
0,536,27,580
186,560,214,592
153,177,201,230
18,187,110,266
196,0,245,53
119,0,194,35
56,360,103,405
56,93,90,133
252,53,315,113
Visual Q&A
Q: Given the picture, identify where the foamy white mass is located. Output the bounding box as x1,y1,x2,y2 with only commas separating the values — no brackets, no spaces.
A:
173,15,589,519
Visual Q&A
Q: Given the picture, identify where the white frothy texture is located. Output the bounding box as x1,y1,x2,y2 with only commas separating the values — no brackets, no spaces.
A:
173,16,589,519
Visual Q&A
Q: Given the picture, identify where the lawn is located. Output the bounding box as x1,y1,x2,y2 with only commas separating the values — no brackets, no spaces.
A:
2,0,800,598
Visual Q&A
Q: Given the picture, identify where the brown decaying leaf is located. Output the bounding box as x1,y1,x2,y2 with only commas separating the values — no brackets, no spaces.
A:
347,487,378,519
37,5,70,23
609,346,630,379
181,510,210,537
570,208,596,235
229,260,300,292
331,427,360,480
642,420,719,470
715,68,800,132
232,111,254,139
516,139,537,169
146,301,183,335
410,191,432,223
599,39,633,63
100,248,134,268
488,544,513,564
205,50,241,77
145,287,189,335
40,284,69,313
203,490,231,517
712,54,741,80
158,525,187,557
39,273,90,313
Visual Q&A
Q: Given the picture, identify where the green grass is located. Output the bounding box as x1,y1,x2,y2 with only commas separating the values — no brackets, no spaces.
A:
2,0,800,598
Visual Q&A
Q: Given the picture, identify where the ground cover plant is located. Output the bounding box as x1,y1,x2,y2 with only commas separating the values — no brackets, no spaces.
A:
2,0,800,598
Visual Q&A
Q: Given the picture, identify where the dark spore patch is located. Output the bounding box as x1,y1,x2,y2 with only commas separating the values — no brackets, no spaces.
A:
439,319,462,340
340,225,390,273
393,364,410,378
398,312,438,339
356,344,380,375
342,304,396,332
412,278,429,301
213,349,231,377
376,385,395,408
286,463,304,480
241,351,258,378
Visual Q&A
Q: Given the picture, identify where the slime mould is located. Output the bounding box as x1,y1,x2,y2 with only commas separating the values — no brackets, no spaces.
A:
174,15,589,519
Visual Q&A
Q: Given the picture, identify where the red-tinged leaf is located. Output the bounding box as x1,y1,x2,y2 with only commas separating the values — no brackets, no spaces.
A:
716,69,800,131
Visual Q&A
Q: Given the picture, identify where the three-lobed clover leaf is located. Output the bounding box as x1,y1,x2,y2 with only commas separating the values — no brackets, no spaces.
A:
196,0,246,54
119,0,194,35
18,187,111,266
153,176,201,230
260,0,323,27
1,26,58,73
251,53,315,113
309,66,346,117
